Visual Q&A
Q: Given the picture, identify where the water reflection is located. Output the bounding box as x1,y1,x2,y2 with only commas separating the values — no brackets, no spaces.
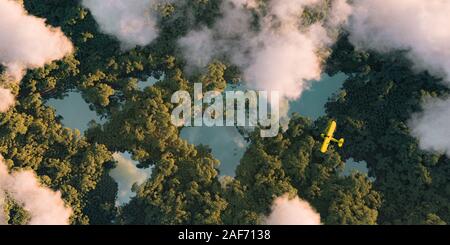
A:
47,92,105,133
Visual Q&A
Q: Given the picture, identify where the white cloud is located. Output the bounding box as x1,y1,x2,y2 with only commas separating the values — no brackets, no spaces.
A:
345,0,450,155
0,0,73,113
265,194,321,225
0,88,15,113
178,0,350,116
0,0,73,81
82,0,162,49
409,97,450,157
0,156,73,225
348,0,450,83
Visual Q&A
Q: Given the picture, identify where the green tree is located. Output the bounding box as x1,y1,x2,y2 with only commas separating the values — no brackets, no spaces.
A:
227,115,381,224
0,84,117,224
325,35,450,224
86,69,227,224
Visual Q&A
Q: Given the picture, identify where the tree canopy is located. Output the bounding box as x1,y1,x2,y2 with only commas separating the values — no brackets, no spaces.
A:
0,0,448,225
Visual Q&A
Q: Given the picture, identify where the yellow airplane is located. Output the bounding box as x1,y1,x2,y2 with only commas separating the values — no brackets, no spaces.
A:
320,120,344,153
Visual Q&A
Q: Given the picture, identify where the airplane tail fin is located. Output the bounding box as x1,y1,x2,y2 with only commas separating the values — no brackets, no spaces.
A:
338,138,345,148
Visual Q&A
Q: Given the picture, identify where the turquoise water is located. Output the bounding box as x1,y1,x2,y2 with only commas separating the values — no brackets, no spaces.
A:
46,76,157,132
180,126,248,176
47,92,105,133
137,76,158,90
343,158,372,180
289,73,348,119
111,152,152,206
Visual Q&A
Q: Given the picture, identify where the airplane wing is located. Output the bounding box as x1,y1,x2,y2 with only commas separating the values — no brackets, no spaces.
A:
326,121,337,138
320,137,332,153
321,121,337,153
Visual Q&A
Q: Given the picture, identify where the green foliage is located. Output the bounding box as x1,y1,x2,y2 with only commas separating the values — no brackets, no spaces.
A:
229,115,381,224
0,82,117,224
2,0,446,225
85,68,228,224
3,196,31,225
200,62,228,91
302,0,332,26
325,35,450,224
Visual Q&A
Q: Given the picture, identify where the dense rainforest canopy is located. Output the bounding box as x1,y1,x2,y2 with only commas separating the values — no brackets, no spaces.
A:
0,0,449,225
